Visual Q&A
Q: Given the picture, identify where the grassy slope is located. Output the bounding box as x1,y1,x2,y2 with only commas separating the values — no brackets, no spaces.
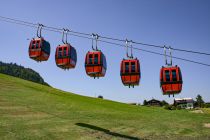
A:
0,73,210,140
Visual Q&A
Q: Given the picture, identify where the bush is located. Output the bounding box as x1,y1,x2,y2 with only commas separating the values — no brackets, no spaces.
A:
204,103,210,108
164,105,171,110
164,105,177,110
171,106,177,110
177,106,182,110
143,100,148,106
97,95,103,99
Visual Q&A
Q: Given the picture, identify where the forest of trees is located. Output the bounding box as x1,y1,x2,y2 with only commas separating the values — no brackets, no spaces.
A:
0,61,49,86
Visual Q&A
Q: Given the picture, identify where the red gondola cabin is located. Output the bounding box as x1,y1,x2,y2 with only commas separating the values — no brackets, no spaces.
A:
120,58,140,88
29,37,50,62
160,65,183,96
85,51,107,78
55,44,77,69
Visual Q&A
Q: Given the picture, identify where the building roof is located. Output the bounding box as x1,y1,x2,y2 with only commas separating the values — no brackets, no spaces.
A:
147,99,161,103
175,98,193,100
174,98,194,103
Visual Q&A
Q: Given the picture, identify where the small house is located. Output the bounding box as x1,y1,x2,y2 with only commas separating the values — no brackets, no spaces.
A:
147,99,161,106
174,98,194,109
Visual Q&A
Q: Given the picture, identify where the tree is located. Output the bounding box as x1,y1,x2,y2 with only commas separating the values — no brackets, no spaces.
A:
204,103,210,108
143,100,148,106
0,61,49,86
196,94,204,108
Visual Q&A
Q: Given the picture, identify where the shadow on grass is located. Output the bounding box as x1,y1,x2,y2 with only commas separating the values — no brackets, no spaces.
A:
75,123,141,140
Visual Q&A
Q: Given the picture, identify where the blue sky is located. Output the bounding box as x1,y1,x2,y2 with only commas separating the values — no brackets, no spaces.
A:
0,0,210,104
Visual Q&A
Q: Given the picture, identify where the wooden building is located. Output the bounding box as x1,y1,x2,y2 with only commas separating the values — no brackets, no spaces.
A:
147,99,161,106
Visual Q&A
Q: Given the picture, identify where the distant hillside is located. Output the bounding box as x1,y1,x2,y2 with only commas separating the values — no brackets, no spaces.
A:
0,61,49,86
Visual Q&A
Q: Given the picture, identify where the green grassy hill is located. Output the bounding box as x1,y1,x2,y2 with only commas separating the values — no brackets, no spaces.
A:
0,73,210,140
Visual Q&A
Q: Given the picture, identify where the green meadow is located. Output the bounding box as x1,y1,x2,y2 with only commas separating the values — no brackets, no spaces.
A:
0,73,210,140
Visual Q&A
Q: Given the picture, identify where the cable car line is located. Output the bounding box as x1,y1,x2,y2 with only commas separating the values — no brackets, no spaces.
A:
1,15,210,56
170,48,210,56
0,18,37,28
97,40,210,67
0,15,37,26
0,16,210,67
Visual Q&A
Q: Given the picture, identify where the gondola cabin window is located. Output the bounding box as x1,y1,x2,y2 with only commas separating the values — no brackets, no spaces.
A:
172,70,177,81
63,47,67,57
36,41,39,49
125,62,129,73
72,47,77,62
179,70,182,81
165,70,170,82
58,48,62,58
102,53,107,68
131,62,135,73
89,54,93,64
94,54,98,64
